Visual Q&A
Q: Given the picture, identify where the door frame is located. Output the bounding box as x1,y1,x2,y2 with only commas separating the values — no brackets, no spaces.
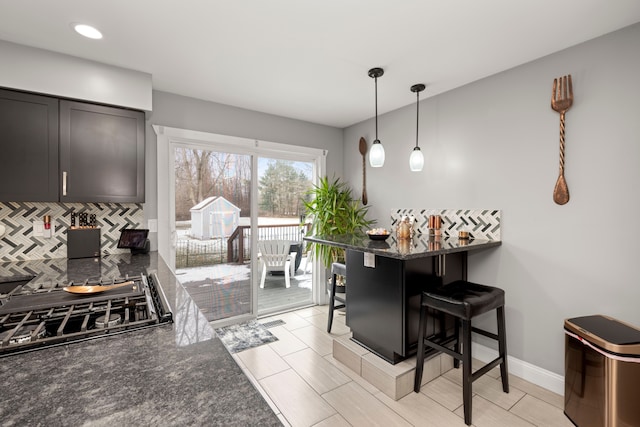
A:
153,125,326,324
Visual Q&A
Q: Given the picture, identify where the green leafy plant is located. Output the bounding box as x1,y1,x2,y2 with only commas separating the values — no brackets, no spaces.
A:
302,176,374,270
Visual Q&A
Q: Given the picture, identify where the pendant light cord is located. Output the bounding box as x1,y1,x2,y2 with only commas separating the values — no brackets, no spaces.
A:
375,77,379,140
415,90,419,148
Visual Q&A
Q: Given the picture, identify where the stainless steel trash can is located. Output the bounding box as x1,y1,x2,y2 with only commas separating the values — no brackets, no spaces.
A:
564,315,640,427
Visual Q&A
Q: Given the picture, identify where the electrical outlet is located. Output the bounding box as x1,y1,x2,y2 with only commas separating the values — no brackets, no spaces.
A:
32,220,44,237
148,219,158,233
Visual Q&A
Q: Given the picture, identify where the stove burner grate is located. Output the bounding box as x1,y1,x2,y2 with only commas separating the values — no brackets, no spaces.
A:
0,272,172,357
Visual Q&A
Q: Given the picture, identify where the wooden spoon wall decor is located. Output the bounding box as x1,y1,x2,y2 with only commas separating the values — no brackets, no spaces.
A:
359,137,368,205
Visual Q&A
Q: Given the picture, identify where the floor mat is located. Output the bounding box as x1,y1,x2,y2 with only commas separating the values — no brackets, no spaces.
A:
215,320,279,353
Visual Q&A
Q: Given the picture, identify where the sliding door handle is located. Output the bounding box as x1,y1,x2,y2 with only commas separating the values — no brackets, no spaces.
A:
62,171,67,196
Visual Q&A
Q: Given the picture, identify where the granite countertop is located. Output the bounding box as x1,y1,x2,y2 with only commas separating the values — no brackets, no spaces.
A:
304,233,501,260
0,253,281,426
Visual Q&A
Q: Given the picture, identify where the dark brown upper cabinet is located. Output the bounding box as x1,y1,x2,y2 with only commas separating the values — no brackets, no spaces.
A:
0,89,59,202
59,101,145,203
0,88,145,203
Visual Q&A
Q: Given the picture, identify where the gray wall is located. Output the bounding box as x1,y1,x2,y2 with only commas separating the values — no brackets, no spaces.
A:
143,91,344,249
0,40,152,111
343,23,640,375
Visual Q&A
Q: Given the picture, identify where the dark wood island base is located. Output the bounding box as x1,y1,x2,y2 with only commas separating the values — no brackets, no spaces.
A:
305,233,501,365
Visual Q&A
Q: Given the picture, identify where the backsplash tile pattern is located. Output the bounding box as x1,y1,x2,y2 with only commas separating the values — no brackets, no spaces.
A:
391,209,501,240
0,202,144,262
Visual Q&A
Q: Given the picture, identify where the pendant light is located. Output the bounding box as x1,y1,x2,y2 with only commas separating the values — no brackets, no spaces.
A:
409,83,426,172
368,67,385,168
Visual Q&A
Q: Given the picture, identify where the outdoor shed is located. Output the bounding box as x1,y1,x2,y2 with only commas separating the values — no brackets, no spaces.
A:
190,196,240,240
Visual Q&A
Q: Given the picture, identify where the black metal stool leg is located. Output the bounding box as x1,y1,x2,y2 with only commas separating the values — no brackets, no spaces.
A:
453,316,461,369
497,305,509,393
462,319,473,426
327,272,336,333
414,304,428,392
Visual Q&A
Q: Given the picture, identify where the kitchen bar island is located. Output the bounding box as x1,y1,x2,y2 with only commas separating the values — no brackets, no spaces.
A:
305,233,501,364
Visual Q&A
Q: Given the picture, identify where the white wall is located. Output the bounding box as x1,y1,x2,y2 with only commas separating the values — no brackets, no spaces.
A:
343,23,640,376
0,40,152,110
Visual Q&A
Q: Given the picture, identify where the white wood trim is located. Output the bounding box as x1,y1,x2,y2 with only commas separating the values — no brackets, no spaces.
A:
472,342,564,395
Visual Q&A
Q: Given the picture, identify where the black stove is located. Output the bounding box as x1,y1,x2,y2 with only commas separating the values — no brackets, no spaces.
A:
0,273,172,357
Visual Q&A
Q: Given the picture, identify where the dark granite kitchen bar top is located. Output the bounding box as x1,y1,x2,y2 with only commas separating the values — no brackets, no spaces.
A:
305,233,501,260
0,253,281,426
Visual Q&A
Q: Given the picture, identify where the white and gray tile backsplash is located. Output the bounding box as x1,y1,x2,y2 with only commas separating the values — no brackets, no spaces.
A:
0,202,145,262
391,209,501,240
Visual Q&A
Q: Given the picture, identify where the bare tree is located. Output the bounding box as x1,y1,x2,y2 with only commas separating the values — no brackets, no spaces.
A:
174,148,252,220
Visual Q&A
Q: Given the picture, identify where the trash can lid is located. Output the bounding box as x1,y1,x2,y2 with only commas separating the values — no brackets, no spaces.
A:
565,315,640,356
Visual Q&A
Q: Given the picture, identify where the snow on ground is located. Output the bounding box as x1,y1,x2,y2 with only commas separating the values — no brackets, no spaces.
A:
175,258,312,290
175,263,250,284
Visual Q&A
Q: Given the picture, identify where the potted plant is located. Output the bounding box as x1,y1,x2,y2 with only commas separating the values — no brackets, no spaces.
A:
302,175,374,274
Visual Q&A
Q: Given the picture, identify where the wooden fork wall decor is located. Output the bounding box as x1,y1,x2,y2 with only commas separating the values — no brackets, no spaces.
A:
551,74,573,205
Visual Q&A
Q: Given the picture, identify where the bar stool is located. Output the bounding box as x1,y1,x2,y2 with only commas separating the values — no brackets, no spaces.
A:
414,280,509,426
327,262,346,333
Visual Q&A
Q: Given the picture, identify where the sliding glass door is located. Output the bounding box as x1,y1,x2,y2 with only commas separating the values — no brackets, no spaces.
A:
156,126,325,328
256,157,314,314
173,146,253,323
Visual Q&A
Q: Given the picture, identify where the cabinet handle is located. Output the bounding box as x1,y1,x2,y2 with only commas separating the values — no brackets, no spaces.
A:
62,171,67,196
436,254,446,277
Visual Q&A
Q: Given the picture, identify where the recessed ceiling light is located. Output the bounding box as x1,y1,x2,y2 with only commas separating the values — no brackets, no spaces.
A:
73,24,103,39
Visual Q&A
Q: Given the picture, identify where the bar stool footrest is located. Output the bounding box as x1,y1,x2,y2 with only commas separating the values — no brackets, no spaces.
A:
471,356,504,382
471,326,498,341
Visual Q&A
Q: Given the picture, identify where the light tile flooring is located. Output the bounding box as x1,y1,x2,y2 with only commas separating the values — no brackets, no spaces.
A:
231,305,573,427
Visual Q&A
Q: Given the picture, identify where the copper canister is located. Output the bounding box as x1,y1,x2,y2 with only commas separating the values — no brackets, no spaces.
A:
428,215,442,231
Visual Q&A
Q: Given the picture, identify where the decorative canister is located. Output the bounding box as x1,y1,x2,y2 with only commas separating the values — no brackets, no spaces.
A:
429,215,442,236
428,234,442,251
396,216,412,240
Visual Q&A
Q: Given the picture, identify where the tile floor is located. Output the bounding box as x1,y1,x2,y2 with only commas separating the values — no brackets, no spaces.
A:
231,305,573,427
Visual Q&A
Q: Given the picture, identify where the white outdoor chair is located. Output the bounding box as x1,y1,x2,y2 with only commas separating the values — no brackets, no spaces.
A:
303,243,314,273
258,240,293,288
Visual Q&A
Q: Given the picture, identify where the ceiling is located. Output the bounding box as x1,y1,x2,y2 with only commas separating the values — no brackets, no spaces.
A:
1,1,639,128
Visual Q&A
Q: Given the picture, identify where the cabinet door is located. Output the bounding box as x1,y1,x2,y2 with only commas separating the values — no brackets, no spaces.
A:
0,89,59,202
59,100,145,203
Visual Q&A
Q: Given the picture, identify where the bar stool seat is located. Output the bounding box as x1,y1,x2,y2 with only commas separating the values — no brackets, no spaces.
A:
414,280,509,426
327,262,346,333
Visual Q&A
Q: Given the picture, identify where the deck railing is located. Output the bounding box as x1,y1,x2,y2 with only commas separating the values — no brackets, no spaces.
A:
226,223,310,264
175,223,311,268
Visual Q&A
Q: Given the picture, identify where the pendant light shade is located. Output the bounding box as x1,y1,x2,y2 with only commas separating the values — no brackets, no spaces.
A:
409,147,424,172
368,67,385,168
370,140,385,167
409,84,426,172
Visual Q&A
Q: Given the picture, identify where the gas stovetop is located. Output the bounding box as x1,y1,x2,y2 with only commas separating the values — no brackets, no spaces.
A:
0,273,172,357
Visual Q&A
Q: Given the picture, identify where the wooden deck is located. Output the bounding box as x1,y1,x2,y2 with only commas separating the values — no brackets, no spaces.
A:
177,260,313,322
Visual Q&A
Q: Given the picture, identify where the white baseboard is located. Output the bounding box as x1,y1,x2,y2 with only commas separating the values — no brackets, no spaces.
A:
472,342,564,396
